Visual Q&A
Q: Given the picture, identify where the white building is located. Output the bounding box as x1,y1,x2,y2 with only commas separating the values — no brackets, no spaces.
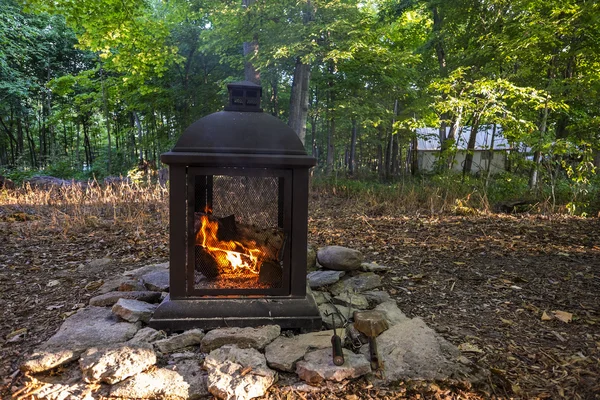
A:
416,125,510,174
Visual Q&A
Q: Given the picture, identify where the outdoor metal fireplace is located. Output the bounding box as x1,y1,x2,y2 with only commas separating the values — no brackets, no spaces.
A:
149,81,322,331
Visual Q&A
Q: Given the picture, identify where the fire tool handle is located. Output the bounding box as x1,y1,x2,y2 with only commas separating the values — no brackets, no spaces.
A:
332,335,345,366
368,337,380,370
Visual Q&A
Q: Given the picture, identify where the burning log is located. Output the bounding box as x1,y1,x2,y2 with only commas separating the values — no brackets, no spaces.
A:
194,212,284,282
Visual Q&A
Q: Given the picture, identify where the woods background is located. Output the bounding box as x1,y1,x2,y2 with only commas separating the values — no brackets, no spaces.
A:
1,0,599,214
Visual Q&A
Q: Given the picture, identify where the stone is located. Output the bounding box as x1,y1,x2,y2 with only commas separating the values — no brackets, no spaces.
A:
360,262,391,272
21,307,138,373
363,290,392,305
201,325,281,353
111,298,158,323
79,343,156,384
142,270,170,292
20,368,107,400
375,301,409,325
89,290,161,306
124,262,169,279
330,273,382,296
128,327,167,344
333,292,369,309
296,348,371,384
312,291,332,305
110,368,190,399
307,245,317,272
81,258,112,273
204,345,277,400
307,270,345,289
96,276,132,295
318,303,347,330
265,329,347,372
154,329,205,354
363,317,464,382
166,359,209,399
317,246,364,271
117,279,146,291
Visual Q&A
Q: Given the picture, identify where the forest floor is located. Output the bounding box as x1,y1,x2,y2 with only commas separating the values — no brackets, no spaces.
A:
1,189,599,399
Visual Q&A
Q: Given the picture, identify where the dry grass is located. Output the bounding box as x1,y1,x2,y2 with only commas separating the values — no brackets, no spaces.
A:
0,182,169,234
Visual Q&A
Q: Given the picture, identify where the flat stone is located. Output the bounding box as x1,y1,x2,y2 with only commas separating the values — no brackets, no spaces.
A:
363,290,392,305
80,343,156,384
154,329,204,354
112,298,158,323
330,273,382,296
363,317,464,382
97,276,132,295
80,258,112,273
20,368,108,400
333,292,369,309
118,279,146,291
360,262,391,272
128,327,167,344
165,359,209,399
317,246,364,271
110,368,190,399
21,307,138,373
307,270,345,288
204,345,277,400
124,262,169,279
318,303,348,330
201,325,280,353
312,291,332,305
296,348,371,384
89,291,161,306
375,301,409,325
142,270,170,292
265,329,347,372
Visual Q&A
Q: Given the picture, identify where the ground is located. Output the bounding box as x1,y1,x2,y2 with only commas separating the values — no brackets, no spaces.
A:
1,190,599,399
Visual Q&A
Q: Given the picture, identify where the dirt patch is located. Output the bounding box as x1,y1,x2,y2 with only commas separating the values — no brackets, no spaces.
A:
1,192,599,399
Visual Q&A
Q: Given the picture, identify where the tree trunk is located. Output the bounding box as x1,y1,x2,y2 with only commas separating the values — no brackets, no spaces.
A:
326,114,335,175
349,118,358,175
101,67,112,174
288,59,311,144
133,112,144,162
242,0,260,84
462,113,480,175
410,135,418,175
529,101,549,189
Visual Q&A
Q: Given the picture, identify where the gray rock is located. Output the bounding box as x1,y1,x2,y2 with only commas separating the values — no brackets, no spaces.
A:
79,343,156,384
124,262,169,279
201,325,280,353
307,270,345,289
21,307,138,373
317,246,363,271
96,276,133,295
364,317,464,382
332,292,369,309
307,245,317,272
142,270,170,292
312,291,332,306
317,303,347,329
204,345,277,400
111,298,158,323
296,348,371,384
81,258,112,273
265,330,346,372
89,291,161,306
110,368,190,399
117,279,147,291
360,262,391,272
154,329,205,354
128,327,167,344
375,301,409,325
363,290,392,305
166,359,209,399
330,273,382,296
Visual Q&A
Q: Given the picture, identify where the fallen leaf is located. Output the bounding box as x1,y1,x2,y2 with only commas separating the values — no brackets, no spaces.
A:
541,311,553,321
6,328,27,340
453,262,466,265
553,310,573,323
501,318,514,325
46,304,64,310
47,280,60,287
458,343,483,353
85,280,104,291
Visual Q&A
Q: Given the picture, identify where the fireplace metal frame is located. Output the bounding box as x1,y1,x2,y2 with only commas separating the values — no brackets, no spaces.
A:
149,82,322,332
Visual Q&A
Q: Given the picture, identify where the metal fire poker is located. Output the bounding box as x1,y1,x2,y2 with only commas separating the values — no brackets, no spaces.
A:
330,314,345,366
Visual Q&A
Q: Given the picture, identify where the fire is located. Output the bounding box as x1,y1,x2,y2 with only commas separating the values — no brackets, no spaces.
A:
196,212,263,275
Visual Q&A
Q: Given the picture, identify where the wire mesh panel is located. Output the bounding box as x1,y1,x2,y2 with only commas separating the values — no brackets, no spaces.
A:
193,175,285,290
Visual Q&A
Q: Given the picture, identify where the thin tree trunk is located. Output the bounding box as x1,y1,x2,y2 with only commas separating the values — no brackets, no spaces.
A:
101,67,112,174
529,102,549,189
410,135,418,175
349,118,358,175
242,0,260,84
462,113,480,175
133,112,144,162
288,59,311,144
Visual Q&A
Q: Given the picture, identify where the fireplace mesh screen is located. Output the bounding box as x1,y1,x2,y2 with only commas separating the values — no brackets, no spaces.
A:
194,175,284,289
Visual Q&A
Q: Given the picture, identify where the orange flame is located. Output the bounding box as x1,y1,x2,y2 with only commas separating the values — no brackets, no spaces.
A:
196,213,263,275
